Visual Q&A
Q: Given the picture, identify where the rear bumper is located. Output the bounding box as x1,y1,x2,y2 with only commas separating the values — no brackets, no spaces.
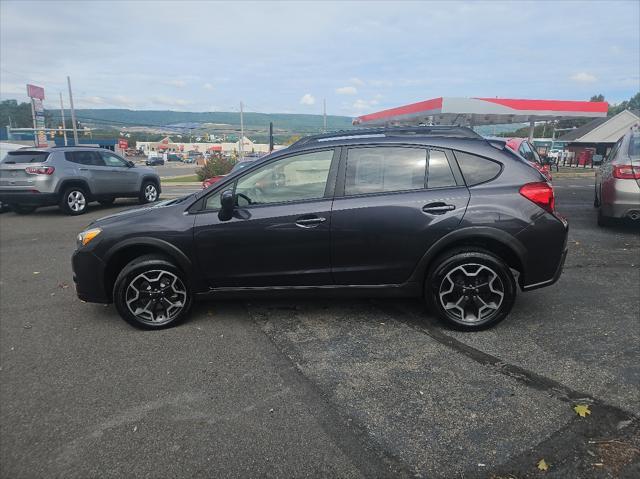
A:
517,213,569,291
0,190,58,206
601,178,640,218
72,249,110,303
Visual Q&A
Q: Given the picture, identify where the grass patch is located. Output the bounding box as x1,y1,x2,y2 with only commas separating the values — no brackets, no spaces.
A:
161,174,200,183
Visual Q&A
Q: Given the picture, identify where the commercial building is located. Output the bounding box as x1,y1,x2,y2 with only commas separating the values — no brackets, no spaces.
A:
136,136,281,156
556,109,639,159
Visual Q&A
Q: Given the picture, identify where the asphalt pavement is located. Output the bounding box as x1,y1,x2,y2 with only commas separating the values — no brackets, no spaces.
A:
0,176,638,478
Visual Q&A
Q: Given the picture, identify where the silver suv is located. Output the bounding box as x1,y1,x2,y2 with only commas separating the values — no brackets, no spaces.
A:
0,147,161,215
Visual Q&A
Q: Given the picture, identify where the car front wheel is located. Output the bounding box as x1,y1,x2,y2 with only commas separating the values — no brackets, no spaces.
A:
426,248,516,330
139,182,159,204
113,255,191,329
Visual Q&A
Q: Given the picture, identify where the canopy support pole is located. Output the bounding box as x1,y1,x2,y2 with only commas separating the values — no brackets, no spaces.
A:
528,120,535,141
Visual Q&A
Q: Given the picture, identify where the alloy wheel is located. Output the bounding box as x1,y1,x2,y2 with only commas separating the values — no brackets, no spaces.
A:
67,190,86,212
144,184,158,202
438,263,504,324
125,269,187,325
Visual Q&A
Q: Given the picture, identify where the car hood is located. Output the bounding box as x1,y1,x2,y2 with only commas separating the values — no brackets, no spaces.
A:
91,198,181,226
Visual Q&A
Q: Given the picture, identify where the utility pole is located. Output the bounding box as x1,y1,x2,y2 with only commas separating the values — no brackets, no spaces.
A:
239,101,244,160
269,122,274,152
67,76,79,145
59,92,68,146
323,98,327,132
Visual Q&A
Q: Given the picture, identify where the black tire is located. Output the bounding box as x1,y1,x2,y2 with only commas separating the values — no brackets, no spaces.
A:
139,181,159,204
593,185,600,207
425,248,516,331
11,204,37,215
113,255,192,329
597,207,615,227
99,197,115,206
60,186,89,215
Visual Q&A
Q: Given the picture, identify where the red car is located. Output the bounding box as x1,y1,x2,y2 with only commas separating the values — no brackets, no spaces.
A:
505,138,552,181
201,175,226,189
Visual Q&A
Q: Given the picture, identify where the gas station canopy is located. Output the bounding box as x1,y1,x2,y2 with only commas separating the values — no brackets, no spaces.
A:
353,97,609,127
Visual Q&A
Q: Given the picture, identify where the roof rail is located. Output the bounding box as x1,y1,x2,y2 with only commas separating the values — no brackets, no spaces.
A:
289,125,482,149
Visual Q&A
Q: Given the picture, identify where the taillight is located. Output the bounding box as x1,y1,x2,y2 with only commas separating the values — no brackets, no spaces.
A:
613,165,640,180
25,166,55,175
519,181,555,214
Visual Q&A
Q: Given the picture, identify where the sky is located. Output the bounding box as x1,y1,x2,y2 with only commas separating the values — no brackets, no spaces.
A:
1,0,638,118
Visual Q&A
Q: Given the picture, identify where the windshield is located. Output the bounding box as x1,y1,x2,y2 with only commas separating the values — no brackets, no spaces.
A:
231,161,255,172
1,151,49,164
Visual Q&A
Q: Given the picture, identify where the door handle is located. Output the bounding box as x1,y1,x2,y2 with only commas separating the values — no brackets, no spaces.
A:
422,203,455,215
295,216,326,228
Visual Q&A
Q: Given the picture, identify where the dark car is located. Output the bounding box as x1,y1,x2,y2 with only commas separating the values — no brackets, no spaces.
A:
72,126,568,331
146,157,165,166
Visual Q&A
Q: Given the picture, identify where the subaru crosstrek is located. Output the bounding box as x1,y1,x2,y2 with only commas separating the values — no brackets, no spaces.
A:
72,126,568,331
0,146,161,215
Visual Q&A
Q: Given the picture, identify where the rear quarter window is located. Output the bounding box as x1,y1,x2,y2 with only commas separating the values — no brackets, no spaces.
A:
454,151,502,186
1,151,50,164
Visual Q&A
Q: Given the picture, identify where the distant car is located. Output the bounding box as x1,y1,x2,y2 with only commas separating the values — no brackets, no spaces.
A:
167,153,182,162
504,138,552,181
594,125,640,226
146,157,165,166
0,147,161,215
0,142,21,212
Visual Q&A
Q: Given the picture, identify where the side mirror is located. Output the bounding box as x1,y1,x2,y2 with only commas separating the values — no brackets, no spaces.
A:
218,189,235,221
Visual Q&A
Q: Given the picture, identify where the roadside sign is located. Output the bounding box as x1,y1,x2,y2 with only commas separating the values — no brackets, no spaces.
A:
118,139,128,149
27,84,48,147
27,84,45,100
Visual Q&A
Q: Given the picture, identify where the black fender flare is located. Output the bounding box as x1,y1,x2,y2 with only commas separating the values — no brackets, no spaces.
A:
104,237,192,274
408,226,528,283
56,179,92,197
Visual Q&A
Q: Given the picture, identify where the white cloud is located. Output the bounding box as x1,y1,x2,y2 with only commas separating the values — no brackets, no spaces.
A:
349,77,365,86
353,98,379,111
570,72,597,83
165,79,187,88
81,96,106,105
300,93,315,105
151,95,191,108
336,86,357,95
111,95,137,108
203,82,214,90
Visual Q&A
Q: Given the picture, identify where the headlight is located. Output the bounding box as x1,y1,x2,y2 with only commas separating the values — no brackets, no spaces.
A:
77,227,102,246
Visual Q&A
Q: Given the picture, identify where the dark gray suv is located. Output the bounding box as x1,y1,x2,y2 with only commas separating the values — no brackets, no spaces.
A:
72,126,568,331
0,146,161,215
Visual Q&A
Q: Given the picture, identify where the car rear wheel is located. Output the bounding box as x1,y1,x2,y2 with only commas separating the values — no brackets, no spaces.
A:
113,255,191,329
426,248,516,330
60,187,88,215
597,207,615,227
139,181,158,204
12,204,37,215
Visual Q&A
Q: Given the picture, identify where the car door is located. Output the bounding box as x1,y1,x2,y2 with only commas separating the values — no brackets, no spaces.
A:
66,151,111,194
100,151,139,193
193,148,338,287
330,145,469,285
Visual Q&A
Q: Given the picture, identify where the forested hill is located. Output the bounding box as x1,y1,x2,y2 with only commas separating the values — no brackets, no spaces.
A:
56,109,355,132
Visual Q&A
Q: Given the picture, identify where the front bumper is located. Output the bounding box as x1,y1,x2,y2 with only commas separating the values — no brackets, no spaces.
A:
72,248,110,303
0,190,58,206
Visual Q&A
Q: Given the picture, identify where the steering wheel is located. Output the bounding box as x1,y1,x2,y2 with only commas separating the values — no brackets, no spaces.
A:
236,192,253,205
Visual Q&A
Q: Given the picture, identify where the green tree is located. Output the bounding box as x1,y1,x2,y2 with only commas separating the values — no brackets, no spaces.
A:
196,155,236,181
0,99,32,128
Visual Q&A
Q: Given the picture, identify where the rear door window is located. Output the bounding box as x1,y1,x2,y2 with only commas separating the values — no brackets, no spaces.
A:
455,151,502,186
427,150,456,188
2,151,49,164
345,146,426,195
65,151,104,166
